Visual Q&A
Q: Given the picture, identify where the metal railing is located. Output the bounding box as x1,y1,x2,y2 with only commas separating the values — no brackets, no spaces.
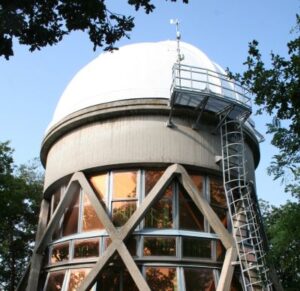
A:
171,63,252,109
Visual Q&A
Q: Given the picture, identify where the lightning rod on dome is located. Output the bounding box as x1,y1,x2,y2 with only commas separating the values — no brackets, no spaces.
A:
170,19,184,64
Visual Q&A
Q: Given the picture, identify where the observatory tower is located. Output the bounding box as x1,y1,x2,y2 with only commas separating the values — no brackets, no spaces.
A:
22,40,276,291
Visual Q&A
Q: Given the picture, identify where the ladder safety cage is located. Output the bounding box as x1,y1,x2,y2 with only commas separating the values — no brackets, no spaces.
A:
220,118,273,291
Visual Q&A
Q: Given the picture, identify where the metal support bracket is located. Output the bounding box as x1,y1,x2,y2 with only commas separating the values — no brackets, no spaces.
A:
167,94,177,128
192,95,209,130
212,104,235,134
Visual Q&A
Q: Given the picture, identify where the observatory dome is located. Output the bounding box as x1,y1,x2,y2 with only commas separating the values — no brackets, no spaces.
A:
48,41,233,131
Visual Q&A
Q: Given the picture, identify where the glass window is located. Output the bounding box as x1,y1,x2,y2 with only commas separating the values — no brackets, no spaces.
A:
184,268,215,291
113,171,137,199
97,267,120,290
182,237,211,258
145,267,177,291
111,171,137,226
82,193,103,231
62,189,80,236
143,237,176,256
190,175,203,193
68,268,90,291
125,236,137,256
104,237,112,250
210,178,227,208
122,270,139,291
216,240,226,262
50,243,69,264
45,271,65,291
112,201,137,227
212,206,228,229
90,174,107,200
74,238,99,259
179,188,204,231
96,256,139,291
145,170,164,195
144,186,173,229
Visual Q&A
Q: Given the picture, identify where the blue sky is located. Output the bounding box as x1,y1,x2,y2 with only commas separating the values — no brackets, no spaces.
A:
0,0,298,206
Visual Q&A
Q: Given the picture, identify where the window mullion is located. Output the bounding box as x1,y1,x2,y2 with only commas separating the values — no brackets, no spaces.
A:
206,176,210,232
62,269,70,291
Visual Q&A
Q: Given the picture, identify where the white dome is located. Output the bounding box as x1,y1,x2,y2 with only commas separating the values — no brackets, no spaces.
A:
48,41,231,130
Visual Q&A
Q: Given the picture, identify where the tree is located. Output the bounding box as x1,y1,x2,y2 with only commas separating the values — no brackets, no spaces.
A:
228,14,300,198
0,0,188,59
0,141,43,291
260,200,300,290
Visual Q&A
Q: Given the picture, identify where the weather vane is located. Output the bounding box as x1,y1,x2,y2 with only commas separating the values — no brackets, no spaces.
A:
170,19,184,64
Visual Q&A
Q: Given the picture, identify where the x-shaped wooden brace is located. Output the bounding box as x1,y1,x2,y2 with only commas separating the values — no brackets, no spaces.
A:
27,164,237,291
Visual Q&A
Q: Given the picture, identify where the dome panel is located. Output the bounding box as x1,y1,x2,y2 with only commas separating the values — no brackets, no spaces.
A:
47,41,234,131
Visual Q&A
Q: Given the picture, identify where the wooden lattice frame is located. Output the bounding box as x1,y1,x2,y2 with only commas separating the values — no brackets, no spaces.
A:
26,164,237,291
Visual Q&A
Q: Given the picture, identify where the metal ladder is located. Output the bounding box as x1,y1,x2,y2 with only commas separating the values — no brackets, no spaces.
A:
220,118,273,291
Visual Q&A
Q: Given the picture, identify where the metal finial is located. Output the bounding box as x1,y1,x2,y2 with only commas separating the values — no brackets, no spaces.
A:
170,19,184,64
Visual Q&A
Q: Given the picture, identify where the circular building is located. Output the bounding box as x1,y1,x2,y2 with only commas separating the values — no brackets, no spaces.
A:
24,41,274,291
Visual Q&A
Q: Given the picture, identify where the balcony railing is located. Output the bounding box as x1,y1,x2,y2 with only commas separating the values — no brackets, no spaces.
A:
170,63,252,110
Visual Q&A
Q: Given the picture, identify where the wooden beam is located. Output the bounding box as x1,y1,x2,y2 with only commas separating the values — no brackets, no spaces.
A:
26,198,49,291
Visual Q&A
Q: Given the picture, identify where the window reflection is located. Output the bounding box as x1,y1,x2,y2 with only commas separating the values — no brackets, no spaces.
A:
125,236,137,256
210,179,228,231
90,173,107,200
62,189,80,236
51,243,69,264
144,237,176,256
145,170,164,195
45,271,65,291
179,188,204,231
68,268,90,291
104,237,112,250
112,201,137,227
210,179,227,208
212,206,228,229
182,237,211,258
97,266,120,290
216,240,226,261
97,266,138,291
113,171,137,198
145,186,173,229
74,238,99,259
111,171,137,226
82,194,103,231
190,175,203,193
145,267,177,291
184,268,215,291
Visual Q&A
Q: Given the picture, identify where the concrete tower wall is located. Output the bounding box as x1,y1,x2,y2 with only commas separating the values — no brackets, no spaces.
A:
42,100,257,192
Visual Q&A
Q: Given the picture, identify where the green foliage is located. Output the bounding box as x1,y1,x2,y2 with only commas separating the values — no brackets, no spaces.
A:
260,200,300,290
0,0,188,59
229,15,300,198
0,142,43,291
